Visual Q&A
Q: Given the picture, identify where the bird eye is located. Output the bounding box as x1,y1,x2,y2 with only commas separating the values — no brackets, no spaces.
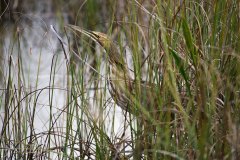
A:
92,32,100,38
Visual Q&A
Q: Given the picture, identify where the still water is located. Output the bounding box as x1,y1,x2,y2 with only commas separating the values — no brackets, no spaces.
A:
1,0,128,158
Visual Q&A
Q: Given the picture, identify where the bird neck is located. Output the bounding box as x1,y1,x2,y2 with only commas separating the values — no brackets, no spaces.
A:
107,43,125,66
104,41,131,81
109,60,130,80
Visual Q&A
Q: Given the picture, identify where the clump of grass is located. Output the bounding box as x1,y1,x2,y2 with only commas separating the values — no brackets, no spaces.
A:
1,0,240,159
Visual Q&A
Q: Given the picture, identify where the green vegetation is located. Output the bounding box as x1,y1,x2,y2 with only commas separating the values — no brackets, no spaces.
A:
1,0,240,159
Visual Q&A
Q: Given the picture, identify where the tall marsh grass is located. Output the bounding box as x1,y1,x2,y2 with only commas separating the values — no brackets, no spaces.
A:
1,0,240,159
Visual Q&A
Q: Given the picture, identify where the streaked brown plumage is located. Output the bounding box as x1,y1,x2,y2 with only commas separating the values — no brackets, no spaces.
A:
67,24,160,159
67,24,159,119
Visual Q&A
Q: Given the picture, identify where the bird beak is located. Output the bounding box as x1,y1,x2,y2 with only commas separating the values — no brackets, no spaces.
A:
66,24,100,43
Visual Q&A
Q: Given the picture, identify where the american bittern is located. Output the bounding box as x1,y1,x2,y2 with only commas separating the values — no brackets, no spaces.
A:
67,24,160,159
67,24,159,119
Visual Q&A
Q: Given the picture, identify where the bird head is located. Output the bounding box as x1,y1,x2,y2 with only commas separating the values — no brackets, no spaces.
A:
67,24,126,67
67,24,112,51
91,31,111,48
